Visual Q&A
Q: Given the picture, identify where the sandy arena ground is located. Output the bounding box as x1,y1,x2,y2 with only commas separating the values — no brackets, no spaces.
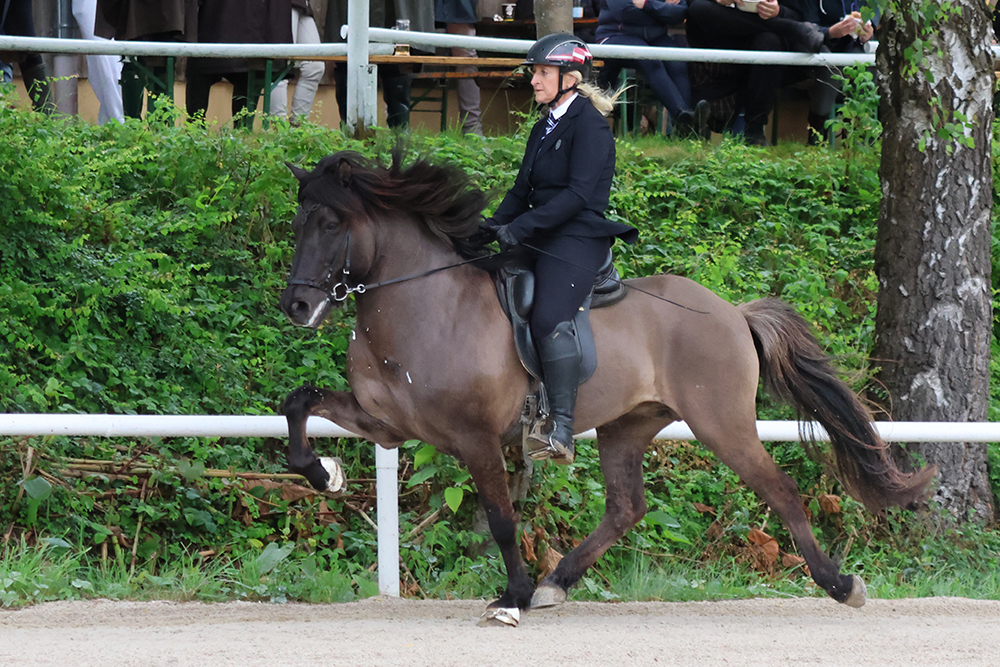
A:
1,596,998,666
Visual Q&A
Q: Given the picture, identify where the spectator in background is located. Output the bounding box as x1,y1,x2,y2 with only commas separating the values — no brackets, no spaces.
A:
186,0,292,125
573,0,601,42
1,0,55,113
595,0,709,138
73,0,124,124
269,0,325,125
685,0,825,145
798,0,873,142
326,0,434,129
96,0,198,118
435,0,483,136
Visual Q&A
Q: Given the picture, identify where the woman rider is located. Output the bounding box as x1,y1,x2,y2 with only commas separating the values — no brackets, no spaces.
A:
484,33,638,464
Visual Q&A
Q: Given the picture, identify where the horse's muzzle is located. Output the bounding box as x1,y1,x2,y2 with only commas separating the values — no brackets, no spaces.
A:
280,285,334,328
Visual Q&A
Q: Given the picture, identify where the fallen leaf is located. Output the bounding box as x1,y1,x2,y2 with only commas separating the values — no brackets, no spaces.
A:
746,527,780,571
818,494,841,514
281,483,316,502
537,545,563,582
782,553,806,568
693,503,715,514
747,527,774,546
522,528,537,562
316,500,338,526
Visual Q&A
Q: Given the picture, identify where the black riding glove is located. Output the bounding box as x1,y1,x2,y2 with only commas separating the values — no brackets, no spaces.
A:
492,224,520,254
469,218,500,247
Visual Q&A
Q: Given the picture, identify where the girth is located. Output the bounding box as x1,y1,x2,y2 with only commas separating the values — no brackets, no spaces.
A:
493,251,628,384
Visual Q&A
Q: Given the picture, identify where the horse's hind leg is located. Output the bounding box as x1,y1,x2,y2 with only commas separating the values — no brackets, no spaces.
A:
532,412,660,608
697,422,866,607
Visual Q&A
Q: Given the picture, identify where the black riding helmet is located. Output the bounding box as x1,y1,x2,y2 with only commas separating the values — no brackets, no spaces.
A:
523,33,593,105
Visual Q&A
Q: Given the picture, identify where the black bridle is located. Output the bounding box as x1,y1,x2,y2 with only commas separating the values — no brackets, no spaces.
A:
286,229,362,302
285,211,488,304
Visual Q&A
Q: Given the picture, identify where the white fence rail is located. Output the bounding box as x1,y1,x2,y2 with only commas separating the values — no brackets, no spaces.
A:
4,413,1000,442
0,35,394,59
2,414,997,596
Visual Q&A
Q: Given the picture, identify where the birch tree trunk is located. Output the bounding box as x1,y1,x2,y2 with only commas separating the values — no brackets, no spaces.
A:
872,0,995,522
533,0,573,37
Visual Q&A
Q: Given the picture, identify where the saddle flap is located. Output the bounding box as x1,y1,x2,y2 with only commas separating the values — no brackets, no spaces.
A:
496,266,599,385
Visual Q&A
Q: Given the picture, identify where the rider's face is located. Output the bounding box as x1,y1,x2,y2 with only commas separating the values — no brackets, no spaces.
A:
530,65,572,106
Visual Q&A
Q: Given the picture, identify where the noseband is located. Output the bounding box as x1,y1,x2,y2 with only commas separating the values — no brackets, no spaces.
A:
286,229,364,303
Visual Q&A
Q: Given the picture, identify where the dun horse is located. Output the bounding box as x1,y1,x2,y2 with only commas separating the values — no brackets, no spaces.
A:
279,151,932,625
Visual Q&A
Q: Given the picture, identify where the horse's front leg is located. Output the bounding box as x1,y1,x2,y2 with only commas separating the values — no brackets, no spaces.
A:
282,384,406,491
463,445,535,625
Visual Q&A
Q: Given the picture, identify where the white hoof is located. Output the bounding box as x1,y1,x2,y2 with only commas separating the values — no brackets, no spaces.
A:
530,584,566,609
843,575,867,608
319,457,345,494
478,606,520,627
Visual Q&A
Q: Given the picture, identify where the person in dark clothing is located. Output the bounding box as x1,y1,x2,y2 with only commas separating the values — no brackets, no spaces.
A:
483,34,638,465
686,0,825,144
96,0,198,118
185,0,292,125
1,0,55,112
595,0,709,137
326,0,434,129
797,0,873,142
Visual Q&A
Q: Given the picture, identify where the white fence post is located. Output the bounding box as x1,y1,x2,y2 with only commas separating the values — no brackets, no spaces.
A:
346,0,377,133
375,445,400,597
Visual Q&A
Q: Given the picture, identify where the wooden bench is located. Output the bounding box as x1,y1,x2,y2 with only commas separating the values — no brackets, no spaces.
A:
316,55,525,131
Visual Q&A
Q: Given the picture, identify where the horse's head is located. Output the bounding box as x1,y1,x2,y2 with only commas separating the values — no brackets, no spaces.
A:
280,155,378,328
279,150,492,328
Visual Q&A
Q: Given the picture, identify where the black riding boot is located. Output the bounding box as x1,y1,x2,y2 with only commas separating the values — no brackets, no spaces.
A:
383,74,411,129
21,61,55,114
526,321,582,465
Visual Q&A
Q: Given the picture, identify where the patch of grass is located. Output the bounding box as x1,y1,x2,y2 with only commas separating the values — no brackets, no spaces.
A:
0,538,377,608
566,515,1000,603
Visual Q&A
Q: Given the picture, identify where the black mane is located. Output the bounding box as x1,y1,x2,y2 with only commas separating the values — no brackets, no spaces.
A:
295,148,492,259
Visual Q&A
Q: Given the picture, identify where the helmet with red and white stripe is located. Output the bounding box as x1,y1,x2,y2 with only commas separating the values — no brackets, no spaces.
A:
523,33,593,81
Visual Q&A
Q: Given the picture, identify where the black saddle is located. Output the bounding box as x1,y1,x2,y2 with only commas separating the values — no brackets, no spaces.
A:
494,251,628,384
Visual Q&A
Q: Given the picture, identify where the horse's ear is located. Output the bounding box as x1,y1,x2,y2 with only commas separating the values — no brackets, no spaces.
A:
286,161,308,182
335,158,352,187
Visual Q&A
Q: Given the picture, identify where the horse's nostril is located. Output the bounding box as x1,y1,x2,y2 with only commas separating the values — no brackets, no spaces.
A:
291,300,311,316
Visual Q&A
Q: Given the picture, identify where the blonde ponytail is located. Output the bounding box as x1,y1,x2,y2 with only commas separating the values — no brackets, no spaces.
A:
565,71,626,118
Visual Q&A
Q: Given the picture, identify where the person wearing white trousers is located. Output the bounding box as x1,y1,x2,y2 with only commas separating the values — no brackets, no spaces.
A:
269,0,325,123
72,0,124,124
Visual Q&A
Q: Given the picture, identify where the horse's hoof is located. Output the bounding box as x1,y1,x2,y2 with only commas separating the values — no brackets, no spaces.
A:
843,575,867,608
320,457,345,494
530,584,566,609
478,606,520,627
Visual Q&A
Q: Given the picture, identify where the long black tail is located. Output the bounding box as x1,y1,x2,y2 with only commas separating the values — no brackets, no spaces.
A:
739,298,936,512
